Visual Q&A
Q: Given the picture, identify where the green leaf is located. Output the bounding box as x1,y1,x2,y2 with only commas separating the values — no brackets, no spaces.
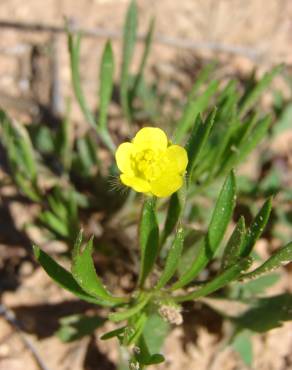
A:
38,211,69,238
239,198,272,257
130,17,155,103
175,257,252,302
172,172,236,289
31,125,55,154
99,41,115,143
120,0,137,122
135,335,165,366
100,326,127,341
76,135,98,174
221,216,246,270
1,114,38,181
125,313,148,345
68,32,96,128
155,227,185,289
14,173,41,202
185,108,216,185
138,197,159,286
68,31,114,152
142,313,169,353
220,116,271,175
33,245,111,306
234,293,292,332
231,330,253,366
239,65,283,117
161,184,186,245
109,293,151,322
189,62,217,96
240,242,292,281
56,314,104,342
72,233,126,304
238,273,280,296
173,79,218,142
56,99,73,171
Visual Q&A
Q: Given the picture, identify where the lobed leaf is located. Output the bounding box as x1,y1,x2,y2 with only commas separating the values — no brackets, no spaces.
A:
72,233,126,304
33,246,112,306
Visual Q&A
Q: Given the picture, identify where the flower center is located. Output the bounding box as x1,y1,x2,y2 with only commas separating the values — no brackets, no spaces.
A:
131,149,166,181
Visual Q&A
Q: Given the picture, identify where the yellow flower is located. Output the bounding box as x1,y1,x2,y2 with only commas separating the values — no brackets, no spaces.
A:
115,127,188,197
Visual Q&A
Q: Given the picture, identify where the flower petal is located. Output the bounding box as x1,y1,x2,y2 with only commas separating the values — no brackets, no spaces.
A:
115,142,134,174
132,127,168,150
166,145,188,174
120,174,151,193
150,172,183,197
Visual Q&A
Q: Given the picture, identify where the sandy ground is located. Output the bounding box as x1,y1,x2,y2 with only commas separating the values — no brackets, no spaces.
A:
0,1,292,370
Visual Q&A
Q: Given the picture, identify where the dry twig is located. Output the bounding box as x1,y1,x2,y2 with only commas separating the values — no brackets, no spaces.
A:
0,19,261,61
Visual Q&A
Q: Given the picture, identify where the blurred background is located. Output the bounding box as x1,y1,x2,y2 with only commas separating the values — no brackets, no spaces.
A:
0,1,292,370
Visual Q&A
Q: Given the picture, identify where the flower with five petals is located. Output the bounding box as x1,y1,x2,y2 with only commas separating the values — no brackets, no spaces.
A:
115,127,188,197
